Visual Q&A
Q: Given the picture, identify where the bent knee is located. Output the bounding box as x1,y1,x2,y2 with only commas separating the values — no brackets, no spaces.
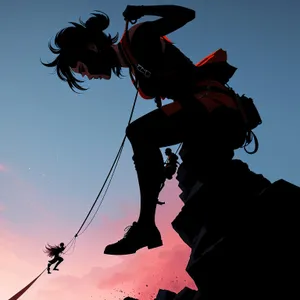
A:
126,120,145,143
125,122,135,140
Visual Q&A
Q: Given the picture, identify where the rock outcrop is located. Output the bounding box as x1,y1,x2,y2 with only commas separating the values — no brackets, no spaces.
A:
125,144,300,299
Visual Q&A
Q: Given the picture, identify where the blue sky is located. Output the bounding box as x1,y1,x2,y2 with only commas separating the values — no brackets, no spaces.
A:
1,0,300,265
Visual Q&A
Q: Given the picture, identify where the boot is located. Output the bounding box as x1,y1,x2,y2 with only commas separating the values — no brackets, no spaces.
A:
104,221,163,255
104,151,165,255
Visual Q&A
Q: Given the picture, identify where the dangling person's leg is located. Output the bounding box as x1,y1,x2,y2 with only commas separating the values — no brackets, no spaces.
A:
47,257,57,274
53,257,64,271
47,262,51,274
104,106,193,255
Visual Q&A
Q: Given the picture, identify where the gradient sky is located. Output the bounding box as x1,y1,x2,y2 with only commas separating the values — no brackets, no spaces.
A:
1,0,300,299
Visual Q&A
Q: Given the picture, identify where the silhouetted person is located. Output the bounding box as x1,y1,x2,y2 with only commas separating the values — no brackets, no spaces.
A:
44,242,65,274
155,148,179,206
42,5,260,255
164,148,179,180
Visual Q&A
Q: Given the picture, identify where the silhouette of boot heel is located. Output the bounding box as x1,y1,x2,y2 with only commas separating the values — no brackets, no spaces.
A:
147,239,163,249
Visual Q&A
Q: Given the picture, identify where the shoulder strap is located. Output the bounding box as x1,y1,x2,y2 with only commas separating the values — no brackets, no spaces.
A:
121,24,139,66
121,22,152,79
121,21,162,108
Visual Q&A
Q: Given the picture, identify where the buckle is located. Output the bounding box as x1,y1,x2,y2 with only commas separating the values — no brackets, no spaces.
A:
137,64,151,78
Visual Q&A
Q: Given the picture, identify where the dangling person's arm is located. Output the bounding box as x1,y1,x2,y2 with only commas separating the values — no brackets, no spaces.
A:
124,5,196,36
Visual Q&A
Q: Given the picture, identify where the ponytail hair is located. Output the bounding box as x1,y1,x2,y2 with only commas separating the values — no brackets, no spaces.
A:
85,11,110,31
80,11,118,46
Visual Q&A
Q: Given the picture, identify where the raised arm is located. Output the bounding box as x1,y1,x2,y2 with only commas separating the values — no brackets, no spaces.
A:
124,5,196,36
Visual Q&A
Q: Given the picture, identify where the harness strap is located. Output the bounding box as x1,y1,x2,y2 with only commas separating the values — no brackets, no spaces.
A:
195,85,235,98
122,23,152,81
121,22,162,108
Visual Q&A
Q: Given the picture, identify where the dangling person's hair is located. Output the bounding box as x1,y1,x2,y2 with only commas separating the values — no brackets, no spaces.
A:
44,243,64,257
41,11,121,92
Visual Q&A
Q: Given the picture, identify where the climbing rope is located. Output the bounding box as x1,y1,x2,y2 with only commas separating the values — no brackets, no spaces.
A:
44,19,140,261
70,89,139,241
7,87,139,300
63,238,77,255
175,143,182,155
76,135,125,237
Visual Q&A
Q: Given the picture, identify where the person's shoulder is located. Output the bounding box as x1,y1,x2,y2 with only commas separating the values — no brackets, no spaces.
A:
128,21,156,50
123,21,147,43
129,21,151,36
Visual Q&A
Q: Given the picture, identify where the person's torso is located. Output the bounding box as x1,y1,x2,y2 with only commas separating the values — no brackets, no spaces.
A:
122,22,198,99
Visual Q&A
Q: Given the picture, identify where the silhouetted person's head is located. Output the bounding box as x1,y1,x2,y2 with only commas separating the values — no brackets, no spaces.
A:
60,242,65,247
165,148,172,156
42,11,121,92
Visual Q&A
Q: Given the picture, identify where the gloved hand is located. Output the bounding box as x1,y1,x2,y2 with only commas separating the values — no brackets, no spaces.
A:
123,5,144,22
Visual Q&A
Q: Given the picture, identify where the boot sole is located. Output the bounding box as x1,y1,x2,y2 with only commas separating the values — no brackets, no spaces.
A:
147,239,163,249
104,240,163,255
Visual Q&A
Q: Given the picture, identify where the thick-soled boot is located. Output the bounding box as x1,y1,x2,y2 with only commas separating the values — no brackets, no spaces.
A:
104,222,163,255
104,151,165,255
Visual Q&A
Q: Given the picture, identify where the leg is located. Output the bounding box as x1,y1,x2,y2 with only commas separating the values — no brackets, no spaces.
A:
47,257,58,274
128,109,187,226
53,257,64,271
165,165,177,180
47,262,51,274
104,107,196,255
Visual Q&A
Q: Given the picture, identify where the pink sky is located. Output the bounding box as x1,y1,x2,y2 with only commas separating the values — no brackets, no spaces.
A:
0,163,7,172
1,175,196,300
